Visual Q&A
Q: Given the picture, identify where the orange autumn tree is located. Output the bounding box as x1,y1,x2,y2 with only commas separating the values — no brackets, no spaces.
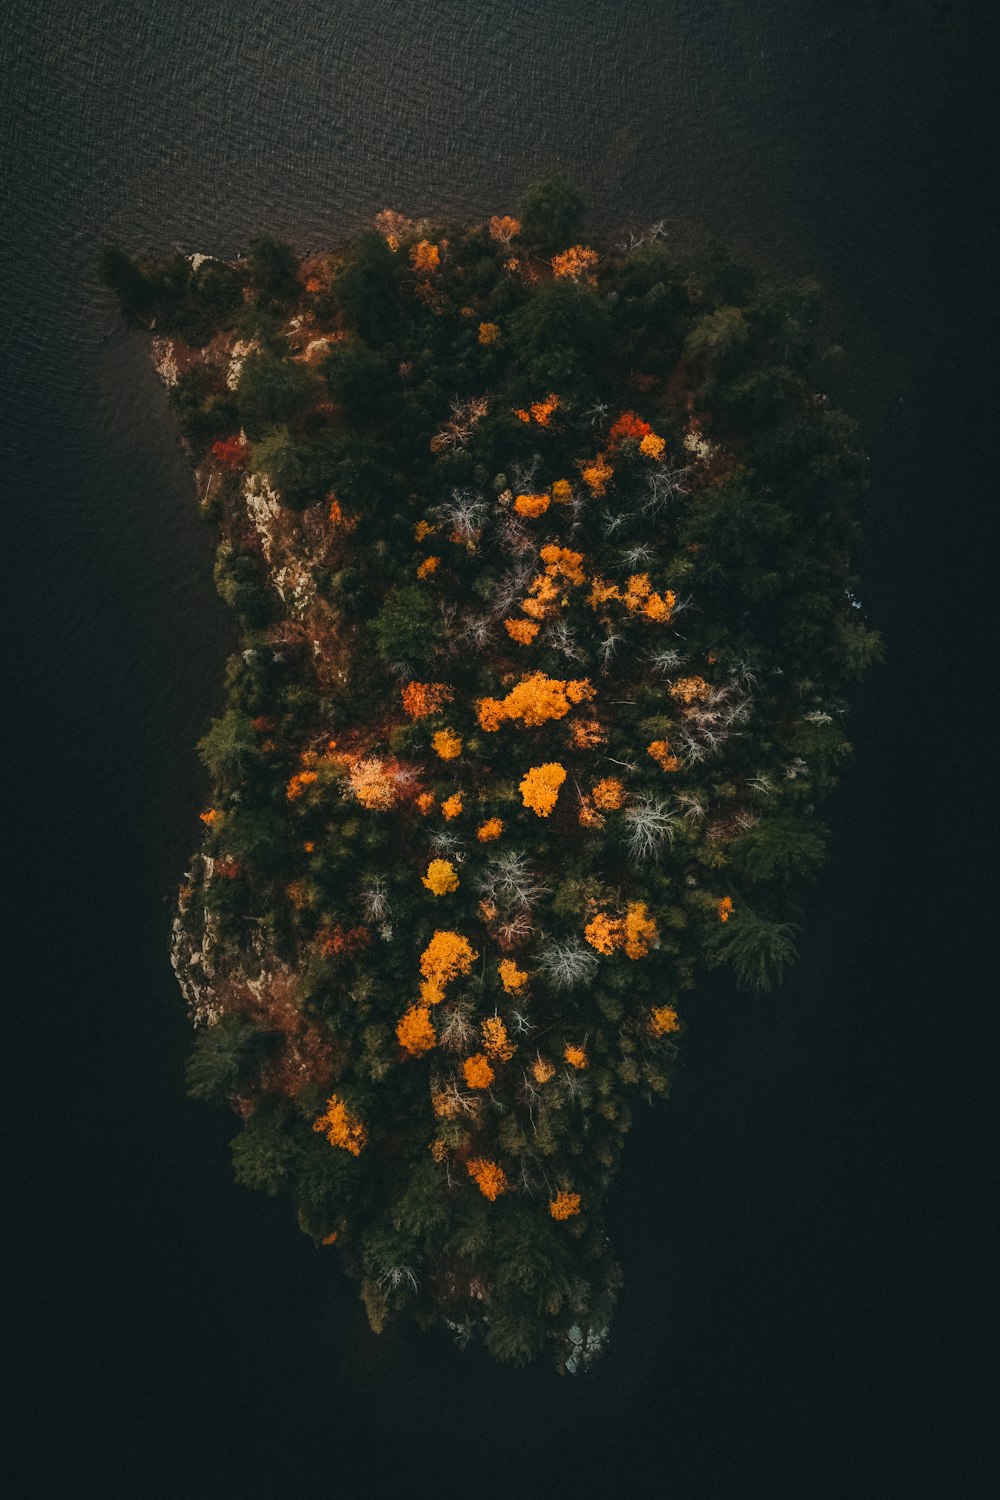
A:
585,903,659,959
520,762,566,817
422,859,459,896
514,492,550,517
463,1053,495,1090
396,1005,437,1056
488,214,520,246
410,239,441,272
419,930,477,1005
466,1158,508,1200
551,245,598,280
402,681,453,718
481,1015,515,1062
476,673,594,730
312,1095,367,1156
608,411,651,445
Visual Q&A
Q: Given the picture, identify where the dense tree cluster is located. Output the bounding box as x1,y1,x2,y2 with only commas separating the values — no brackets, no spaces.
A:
104,178,878,1370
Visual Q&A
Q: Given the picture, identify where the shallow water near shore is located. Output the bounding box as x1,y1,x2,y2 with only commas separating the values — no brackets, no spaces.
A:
3,2,989,1493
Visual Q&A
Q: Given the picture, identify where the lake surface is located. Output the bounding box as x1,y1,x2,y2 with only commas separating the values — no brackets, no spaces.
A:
2,2,990,1494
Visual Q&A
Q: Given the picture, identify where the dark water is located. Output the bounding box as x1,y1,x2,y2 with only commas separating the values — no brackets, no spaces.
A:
3,3,991,1495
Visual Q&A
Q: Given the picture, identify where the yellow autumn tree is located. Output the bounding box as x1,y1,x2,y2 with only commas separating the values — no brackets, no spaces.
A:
476,673,594,730
549,1190,582,1220
498,959,528,992
422,859,459,896
432,728,462,760
410,240,441,272
419,930,478,1004
396,1004,437,1055
583,912,620,956
670,675,711,705
466,1157,508,1200
514,492,550,517
623,901,659,959
348,758,397,810
580,454,613,494
463,1053,495,1090
312,1095,367,1155
532,1056,555,1084
591,777,625,810
505,618,539,645
551,245,598,280
650,1005,680,1037
585,902,658,959
519,762,566,816
401,681,453,718
481,1016,515,1062
539,544,585,586
648,739,681,772
488,214,521,246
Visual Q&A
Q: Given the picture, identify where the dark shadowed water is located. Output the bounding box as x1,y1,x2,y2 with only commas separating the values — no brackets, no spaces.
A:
2,3,992,1495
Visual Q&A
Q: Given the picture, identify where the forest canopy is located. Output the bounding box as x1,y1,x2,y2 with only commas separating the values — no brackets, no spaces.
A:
104,178,878,1371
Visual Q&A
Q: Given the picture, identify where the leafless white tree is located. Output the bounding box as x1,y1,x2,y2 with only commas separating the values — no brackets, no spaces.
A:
477,849,546,911
648,645,685,674
359,876,390,924
598,630,622,671
538,940,599,990
547,618,586,662
381,1264,419,1293
624,796,683,861
620,543,656,571
510,454,541,493
438,1006,477,1055
437,488,488,542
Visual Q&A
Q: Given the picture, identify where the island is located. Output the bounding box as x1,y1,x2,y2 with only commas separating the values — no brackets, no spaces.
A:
102,176,879,1370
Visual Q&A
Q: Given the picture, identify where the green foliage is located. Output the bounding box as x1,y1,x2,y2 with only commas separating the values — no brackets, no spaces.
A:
684,304,749,366
231,1108,302,1195
214,544,276,628
236,352,316,437
323,340,397,423
197,709,261,791
370,584,441,664
519,173,585,253
510,279,611,396
99,247,158,317
247,236,300,310
709,906,799,991
186,1015,273,1102
732,813,828,884
169,376,239,458
248,429,324,508
191,258,244,324
334,231,402,345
